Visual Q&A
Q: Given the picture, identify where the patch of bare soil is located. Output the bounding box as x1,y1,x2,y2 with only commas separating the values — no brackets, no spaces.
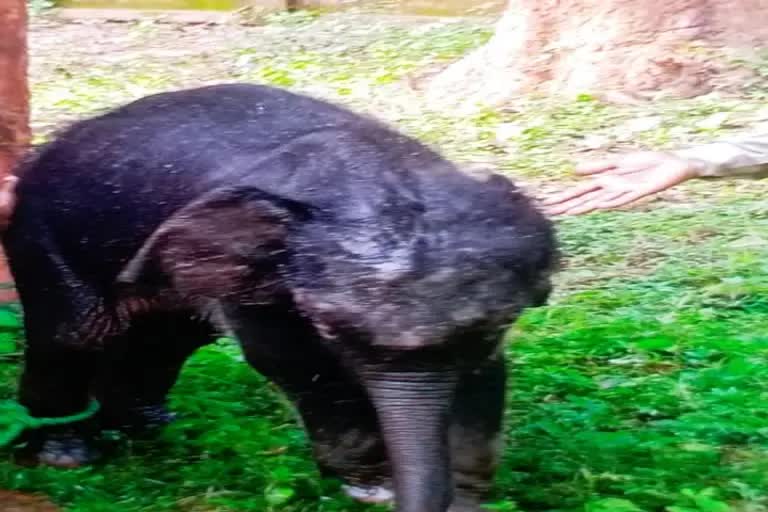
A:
0,491,60,512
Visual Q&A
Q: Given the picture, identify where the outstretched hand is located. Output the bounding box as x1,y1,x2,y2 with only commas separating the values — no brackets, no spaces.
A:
542,152,699,216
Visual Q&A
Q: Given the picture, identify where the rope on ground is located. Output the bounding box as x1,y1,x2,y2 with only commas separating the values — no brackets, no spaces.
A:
0,400,100,447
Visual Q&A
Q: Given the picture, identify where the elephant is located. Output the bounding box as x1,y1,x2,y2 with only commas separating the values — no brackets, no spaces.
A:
4,83,557,512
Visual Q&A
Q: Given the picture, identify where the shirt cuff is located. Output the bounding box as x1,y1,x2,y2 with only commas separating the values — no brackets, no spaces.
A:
672,136,768,178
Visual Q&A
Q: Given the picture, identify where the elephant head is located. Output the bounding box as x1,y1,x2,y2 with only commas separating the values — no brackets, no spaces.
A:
118,176,557,512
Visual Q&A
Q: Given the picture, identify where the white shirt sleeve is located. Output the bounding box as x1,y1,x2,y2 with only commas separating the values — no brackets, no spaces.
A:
672,131,768,178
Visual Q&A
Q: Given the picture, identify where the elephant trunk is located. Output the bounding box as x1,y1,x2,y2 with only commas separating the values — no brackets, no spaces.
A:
364,368,457,512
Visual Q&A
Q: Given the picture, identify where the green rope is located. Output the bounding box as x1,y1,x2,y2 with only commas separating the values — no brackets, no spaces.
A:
0,400,100,447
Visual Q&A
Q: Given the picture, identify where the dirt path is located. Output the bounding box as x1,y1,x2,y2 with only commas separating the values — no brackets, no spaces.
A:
26,11,768,205
0,491,60,512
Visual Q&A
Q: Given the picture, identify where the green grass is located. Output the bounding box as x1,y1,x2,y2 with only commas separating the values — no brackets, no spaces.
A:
4,11,768,512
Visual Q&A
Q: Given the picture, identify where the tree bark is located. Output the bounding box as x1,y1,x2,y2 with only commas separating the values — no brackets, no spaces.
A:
0,0,29,175
427,0,768,110
0,0,29,301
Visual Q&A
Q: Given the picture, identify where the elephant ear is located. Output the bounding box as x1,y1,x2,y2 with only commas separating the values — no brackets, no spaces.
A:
118,186,310,306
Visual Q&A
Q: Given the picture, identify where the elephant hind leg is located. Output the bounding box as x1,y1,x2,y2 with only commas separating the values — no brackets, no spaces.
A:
90,311,214,434
18,309,212,467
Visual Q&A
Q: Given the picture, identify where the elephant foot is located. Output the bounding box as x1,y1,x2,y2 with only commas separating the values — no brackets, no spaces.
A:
315,454,392,504
341,485,483,510
448,491,487,512
16,432,98,468
341,484,394,504
100,404,177,435
448,498,483,512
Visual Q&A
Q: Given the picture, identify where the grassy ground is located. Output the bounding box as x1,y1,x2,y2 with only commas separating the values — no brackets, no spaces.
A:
2,10,768,512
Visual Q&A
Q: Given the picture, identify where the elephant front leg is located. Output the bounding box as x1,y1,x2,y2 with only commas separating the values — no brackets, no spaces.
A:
233,307,391,501
295,378,392,499
17,347,99,467
448,355,507,512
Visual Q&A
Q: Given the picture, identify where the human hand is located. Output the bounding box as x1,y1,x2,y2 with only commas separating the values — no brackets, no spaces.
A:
542,151,700,216
0,175,18,231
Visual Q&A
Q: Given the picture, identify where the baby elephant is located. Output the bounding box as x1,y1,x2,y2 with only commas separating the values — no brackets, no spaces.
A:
5,84,557,512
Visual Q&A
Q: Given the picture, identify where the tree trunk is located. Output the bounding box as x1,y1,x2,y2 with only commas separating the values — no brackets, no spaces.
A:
0,0,29,301
427,0,768,110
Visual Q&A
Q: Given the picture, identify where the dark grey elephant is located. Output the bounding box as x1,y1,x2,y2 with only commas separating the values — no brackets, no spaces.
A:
4,84,557,512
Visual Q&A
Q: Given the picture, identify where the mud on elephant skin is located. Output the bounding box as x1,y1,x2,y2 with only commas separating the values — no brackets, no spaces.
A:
4,84,558,512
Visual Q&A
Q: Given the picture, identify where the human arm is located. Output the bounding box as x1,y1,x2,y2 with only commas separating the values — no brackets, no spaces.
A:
0,175,17,231
543,132,768,216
